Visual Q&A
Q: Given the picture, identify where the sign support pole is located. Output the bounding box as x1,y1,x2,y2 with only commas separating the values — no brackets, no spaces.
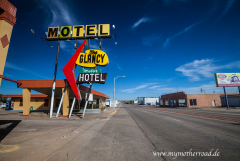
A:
82,83,92,119
68,84,79,118
56,81,68,118
114,77,115,111
67,39,79,119
223,87,229,109
88,38,90,50
69,97,76,119
50,40,61,118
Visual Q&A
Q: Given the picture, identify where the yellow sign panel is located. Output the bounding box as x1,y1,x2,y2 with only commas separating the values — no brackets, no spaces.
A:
98,24,110,36
72,25,84,37
76,49,109,68
47,27,59,38
85,25,97,37
60,26,71,37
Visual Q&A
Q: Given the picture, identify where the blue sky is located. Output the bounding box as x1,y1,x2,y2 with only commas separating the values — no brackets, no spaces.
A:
1,0,240,100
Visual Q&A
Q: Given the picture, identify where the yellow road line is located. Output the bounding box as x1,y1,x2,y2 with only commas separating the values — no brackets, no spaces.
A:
0,145,19,153
111,111,116,114
101,117,109,121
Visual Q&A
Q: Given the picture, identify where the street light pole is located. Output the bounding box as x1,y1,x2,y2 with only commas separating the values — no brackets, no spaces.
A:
150,90,156,98
114,76,125,111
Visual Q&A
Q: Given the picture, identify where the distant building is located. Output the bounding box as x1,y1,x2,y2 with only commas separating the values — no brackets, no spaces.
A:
133,100,138,104
220,95,240,107
160,92,240,107
137,97,159,105
106,99,119,107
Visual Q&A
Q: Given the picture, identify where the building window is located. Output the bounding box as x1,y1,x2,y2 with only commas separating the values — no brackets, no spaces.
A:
170,100,173,106
44,99,49,107
190,99,197,106
20,99,23,106
165,100,169,106
87,101,92,109
178,99,186,106
174,100,176,106
93,99,99,109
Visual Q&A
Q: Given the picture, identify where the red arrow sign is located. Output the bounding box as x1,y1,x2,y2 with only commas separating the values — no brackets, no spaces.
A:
62,39,88,100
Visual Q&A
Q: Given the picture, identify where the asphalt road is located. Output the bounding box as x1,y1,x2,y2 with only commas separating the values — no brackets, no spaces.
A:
1,105,240,161
124,105,240,161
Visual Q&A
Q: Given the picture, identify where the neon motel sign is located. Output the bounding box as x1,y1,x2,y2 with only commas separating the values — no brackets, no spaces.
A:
62,43,109,100
47,24,110,39
76,49,108,84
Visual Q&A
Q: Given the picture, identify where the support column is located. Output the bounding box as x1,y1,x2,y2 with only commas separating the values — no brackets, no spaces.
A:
61,87,69,117
0,1,17,86
22,88,31,116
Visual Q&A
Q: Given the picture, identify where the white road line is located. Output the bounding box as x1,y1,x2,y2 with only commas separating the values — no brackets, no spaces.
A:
165,116,182,122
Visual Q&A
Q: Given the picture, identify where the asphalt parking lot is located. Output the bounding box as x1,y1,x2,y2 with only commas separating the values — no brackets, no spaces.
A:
0,108,117,161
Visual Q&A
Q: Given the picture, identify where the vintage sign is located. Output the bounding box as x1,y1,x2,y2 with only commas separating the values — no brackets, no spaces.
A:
75,49,109,68
76,73,107,84
47,24,110,39
214,73,240,87
62,40,88,100
78,69,101,73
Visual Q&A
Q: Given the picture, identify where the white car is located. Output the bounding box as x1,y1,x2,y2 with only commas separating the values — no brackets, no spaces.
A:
0,103,6,108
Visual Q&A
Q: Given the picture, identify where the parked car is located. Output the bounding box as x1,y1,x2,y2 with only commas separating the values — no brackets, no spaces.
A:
0,102,6,108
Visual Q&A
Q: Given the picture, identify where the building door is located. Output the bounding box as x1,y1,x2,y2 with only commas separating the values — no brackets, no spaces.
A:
212,100,215,106
228,98,239,106
55,99,60,109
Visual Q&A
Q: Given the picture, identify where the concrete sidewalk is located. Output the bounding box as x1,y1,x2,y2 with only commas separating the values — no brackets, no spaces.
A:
72,107,160,161
0,107,161,161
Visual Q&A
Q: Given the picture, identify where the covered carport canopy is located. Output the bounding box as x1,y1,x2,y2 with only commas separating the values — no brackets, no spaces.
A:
17,79,109,99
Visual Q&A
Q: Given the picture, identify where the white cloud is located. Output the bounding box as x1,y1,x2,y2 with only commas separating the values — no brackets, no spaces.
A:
117,65,122,70
163,19,206,48
156,82,239,94
109,61,122,70
121,83,157,93
5,62,50,79
175,59,240,81
132,17,154,29
41,0,78,27
217,0,235,20
149,86,163,89
142,34,161,46
37,0,79,51
121,84,149,93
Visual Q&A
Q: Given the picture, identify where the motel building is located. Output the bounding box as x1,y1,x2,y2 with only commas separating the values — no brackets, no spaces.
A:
2,79,109,116
160,92,240,107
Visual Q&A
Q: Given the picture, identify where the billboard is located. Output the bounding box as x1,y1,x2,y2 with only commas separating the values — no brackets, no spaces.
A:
214,73,240,87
